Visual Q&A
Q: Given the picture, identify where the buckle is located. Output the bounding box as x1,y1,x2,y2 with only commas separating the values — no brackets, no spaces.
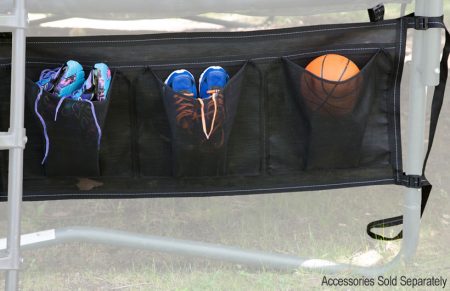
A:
368,4,385,22
398,173,422,188
415,16,429,30
401,173,422,188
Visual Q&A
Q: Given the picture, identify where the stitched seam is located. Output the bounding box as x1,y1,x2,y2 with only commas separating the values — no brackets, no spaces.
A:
24,23,397,45
10,178,395,198
407,21,445,28
261,68,266,173
0,47,396,70
393,18,403,181
283,47,396,58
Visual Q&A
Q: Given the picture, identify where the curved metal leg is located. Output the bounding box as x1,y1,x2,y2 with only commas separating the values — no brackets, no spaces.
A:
2,227,402,275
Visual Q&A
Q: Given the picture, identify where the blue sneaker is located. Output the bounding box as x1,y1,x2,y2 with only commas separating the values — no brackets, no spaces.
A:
165,69,197,98
36,60,85,97
196,66,229,141
198,66,229,99
71,63,112,102
36,67,61,89
35,60,84,165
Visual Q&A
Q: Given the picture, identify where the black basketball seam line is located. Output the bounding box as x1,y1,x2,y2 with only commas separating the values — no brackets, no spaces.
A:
316,55,337,113
302,62,360,105
312,56,352,117
321,59,355,104
303,72,346,109
323,56,362,102
322,58,350,96
303,81,356,111
315,54,334,115
321,54,327,80
303,75,342,115
340,59,351,82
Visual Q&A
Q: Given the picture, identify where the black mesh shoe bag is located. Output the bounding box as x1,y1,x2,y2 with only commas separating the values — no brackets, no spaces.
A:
0,14,448,240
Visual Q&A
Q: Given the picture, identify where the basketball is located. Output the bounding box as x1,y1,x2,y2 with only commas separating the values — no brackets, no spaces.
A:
301,54,362,116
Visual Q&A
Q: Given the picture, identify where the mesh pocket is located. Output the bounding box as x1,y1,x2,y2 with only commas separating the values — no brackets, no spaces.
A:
153,63,247,177
283,50,388,170
29,74,114,177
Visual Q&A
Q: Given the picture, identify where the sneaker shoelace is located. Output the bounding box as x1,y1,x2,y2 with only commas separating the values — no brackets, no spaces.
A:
174,92,198,131
198,89,220,140
35,68,62,164
54,96,103,149
35,68,103,165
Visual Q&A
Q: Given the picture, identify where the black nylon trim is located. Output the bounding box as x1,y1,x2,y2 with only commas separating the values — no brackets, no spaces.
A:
0,177,396,202
388,17,408,179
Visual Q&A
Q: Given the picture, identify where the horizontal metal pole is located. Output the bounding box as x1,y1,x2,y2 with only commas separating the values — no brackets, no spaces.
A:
0,130,27,150
0,14,26,31
1,227,403,276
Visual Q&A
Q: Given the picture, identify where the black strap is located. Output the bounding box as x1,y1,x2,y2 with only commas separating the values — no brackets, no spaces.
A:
367,182,432,240
367,15,449,241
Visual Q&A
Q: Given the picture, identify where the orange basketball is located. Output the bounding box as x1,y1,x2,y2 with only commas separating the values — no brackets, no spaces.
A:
301,54,362,116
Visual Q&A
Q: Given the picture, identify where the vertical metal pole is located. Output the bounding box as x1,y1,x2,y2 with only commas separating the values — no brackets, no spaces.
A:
400,3,407,17
403,0,443,261
5,0,26,290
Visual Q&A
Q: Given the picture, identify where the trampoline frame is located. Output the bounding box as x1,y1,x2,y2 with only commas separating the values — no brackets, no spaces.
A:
0,0,445,290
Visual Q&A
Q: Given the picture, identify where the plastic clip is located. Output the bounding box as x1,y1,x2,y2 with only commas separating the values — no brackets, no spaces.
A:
414,16,429,30
400,173,422,188
368,4,385,22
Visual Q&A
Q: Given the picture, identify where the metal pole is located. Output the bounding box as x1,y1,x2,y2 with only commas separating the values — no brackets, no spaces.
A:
402,0,443,261
5,0,26,290
400,3,407,17
0,227,403,275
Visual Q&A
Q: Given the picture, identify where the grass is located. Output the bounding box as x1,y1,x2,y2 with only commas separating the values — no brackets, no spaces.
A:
2,181,448,290
1,4,450,291
20,269,310,291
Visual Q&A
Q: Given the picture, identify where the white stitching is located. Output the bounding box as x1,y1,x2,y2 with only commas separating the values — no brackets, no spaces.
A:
23,23,397,45
284,47,396,58
407,21,445,28
10,178,395,198
1,47,396,69
393,19,402,180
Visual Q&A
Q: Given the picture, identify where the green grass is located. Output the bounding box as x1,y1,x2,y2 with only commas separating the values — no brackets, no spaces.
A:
1,182,448,290
20,269,310,291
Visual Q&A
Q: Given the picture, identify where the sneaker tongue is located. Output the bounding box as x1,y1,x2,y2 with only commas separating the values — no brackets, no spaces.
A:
85,70,96,91
206,71,227,90
71,70,95,101
52,66,68,93
172,76,194,95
